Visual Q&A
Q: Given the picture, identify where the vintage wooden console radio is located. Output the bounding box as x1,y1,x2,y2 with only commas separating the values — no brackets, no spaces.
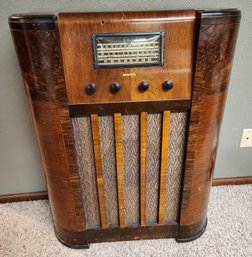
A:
9,9,240,248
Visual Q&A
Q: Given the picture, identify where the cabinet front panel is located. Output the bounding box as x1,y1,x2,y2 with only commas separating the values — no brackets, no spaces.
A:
58,11,195,104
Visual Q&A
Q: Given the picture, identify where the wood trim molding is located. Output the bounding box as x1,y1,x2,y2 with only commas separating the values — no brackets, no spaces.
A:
212,176,252,186
140,112,147,226
90,114,108,229
0,191,48,203
69,100,191,116
158,111,171,224
114,113,126,228
0,176,251,204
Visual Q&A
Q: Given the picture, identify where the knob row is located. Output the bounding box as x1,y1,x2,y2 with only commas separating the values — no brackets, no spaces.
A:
86,80,173,95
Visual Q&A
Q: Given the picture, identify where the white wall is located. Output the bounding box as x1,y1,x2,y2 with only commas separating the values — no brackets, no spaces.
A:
0,0,251,194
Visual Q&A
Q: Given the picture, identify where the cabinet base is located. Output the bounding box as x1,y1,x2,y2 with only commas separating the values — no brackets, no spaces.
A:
176,219,207,243
54,220,207,248
55,229,90,249
54,223,178,249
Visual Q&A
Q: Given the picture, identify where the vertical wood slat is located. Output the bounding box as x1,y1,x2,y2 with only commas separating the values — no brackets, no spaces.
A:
158,111,171,224
90,114,108,229
140,112,148,226
114,113,125,227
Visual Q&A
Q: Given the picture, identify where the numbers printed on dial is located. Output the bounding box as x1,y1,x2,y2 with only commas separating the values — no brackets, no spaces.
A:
93,32,164,68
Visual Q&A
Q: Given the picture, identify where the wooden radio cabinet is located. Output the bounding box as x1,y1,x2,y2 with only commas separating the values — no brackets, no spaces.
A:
9,9,240,248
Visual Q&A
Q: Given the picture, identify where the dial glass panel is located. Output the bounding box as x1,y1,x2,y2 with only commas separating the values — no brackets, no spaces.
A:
92,32,164,69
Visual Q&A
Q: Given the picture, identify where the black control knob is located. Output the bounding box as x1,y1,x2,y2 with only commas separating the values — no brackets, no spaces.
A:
110,82,121,94
86,83,96,95
138,81,149,92
162,80,173,91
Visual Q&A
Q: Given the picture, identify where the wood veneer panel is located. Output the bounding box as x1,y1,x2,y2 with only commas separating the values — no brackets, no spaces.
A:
140,112,148,225
90,114,108,229
58,11,195,104
114,113,125,227
179,10,241,231
9,27,86,232
158,111,171,224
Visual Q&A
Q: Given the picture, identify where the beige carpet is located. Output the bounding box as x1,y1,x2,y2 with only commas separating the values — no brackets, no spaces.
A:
0,185,252,257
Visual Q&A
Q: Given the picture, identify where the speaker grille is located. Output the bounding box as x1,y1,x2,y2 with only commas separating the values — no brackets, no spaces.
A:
165,112,187,222
72,117,100,228
72,112,187,229
98,116,119,226
122,114,140,226
146,113,162,224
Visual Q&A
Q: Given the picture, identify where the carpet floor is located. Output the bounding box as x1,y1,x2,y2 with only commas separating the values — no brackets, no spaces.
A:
0,185,252,257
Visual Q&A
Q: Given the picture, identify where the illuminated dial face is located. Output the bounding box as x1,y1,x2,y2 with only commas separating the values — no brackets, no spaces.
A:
93,32,164,68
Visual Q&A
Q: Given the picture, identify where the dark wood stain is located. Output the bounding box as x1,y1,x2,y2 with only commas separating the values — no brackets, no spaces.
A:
55,223,178,246
9,26,86,232
178,10,241,237
58,10,195,104
69,99,191,116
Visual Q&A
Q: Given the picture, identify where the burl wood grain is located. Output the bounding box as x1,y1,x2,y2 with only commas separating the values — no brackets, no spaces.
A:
179,10,241,236
10,28,86,232
114,113,125,227
90,114,108,229
158,111,171,224
140,112,148,226
58,11,195,104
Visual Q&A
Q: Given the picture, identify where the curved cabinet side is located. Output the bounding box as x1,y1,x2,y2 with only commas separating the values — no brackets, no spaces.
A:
178,10,241,239
9,22,86,233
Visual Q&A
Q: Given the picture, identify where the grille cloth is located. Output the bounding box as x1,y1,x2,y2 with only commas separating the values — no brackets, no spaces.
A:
71,117,100,228
121,115,140,226
165,112,187,222
98,116,119,226
146,114,162,224
71,112,187,228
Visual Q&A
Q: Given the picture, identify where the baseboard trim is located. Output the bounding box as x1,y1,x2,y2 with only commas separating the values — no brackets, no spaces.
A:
0,191,48,203
212,176,252,186
0,177,251,203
